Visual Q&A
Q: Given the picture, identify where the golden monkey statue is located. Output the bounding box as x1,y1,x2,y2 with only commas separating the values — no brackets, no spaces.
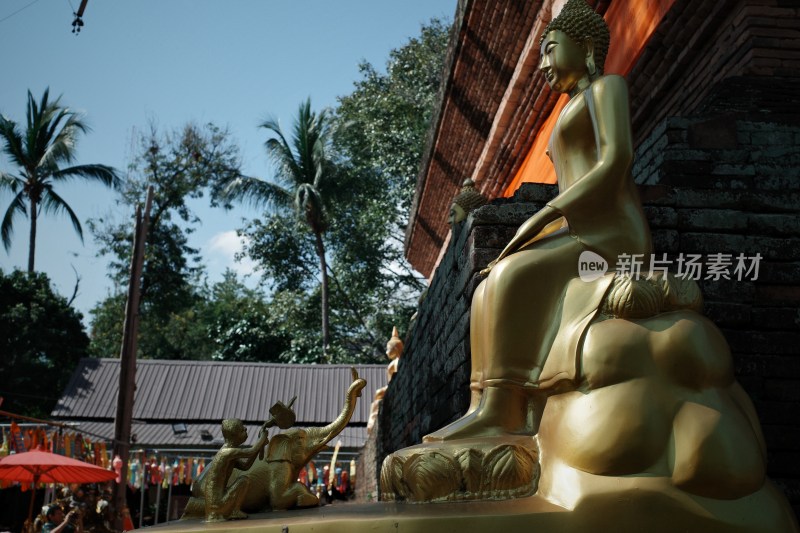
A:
380,1,798,530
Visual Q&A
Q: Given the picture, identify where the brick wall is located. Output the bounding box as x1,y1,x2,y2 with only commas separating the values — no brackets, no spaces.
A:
355,426,380,502
375,90,800,513
633,98,800,509
630,0,800,145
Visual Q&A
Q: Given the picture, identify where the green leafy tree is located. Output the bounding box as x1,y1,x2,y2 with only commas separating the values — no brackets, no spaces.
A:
0,269,89,418
235,19,450,363
325,18,449,354
0,88,120,271
334,19,450,214
206,270,289,362
218,99,337,361
86,292,126,359
89,123,241,360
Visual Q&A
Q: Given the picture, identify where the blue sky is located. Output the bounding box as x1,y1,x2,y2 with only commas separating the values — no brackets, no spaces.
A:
0,0,454,322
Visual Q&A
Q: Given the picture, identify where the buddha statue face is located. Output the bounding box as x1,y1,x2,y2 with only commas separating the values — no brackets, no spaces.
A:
539,30,591,94
448,202,467,226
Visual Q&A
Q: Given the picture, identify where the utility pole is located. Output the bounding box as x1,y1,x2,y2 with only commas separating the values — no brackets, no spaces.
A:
112,186,153,531
71,0,89,34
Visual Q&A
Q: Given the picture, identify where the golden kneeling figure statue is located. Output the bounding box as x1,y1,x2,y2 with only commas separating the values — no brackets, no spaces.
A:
182,369,366,521
380,1,797,530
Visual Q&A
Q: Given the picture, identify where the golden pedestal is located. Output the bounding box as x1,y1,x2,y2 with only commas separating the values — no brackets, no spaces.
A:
152,481,796,533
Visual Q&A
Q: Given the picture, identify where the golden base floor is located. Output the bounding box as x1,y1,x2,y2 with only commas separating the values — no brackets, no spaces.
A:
156,481,797,533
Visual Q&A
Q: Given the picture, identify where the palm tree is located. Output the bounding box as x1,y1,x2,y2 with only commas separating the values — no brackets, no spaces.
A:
221,98,334,360
0,88,120,272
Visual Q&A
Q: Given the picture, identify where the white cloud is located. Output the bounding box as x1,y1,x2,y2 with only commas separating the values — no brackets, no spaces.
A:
205,230,257,280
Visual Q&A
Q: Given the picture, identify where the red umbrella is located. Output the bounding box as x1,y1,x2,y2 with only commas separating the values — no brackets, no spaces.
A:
0,447,117,523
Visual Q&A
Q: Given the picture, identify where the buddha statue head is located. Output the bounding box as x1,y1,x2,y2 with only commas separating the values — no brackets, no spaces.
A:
539,0,610,94
386,326,404,361
448,179,488,226
386,326,404,382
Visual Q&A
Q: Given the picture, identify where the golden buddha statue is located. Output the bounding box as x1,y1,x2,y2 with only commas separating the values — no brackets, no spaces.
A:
425,0,651,443
381,2,798,529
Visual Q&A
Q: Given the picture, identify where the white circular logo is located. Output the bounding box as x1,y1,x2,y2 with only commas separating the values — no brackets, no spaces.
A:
578,251,608,282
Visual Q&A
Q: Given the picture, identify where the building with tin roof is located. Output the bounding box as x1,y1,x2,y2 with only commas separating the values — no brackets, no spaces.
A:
51,358,387,461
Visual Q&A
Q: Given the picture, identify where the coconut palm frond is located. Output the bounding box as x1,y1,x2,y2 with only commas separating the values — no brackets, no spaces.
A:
263,137,301,189
39,110,86,166
0,172,24,193
0,116,27,169
51,164,121,188
222,175,293,211
37,109,87,171
1,190,27,251
40,185,84,243
261,117,302,184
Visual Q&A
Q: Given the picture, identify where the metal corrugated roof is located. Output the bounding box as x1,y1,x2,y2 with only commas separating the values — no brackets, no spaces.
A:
52,358,387,426
70,421,369,450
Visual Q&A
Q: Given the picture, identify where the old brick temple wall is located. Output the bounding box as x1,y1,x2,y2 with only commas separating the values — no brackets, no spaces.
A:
374,78,800,513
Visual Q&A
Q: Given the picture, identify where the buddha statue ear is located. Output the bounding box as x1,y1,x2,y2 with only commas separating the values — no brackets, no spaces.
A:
584,38,597,77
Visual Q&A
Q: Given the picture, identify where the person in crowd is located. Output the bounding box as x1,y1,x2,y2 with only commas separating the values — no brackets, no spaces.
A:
41,505,82,533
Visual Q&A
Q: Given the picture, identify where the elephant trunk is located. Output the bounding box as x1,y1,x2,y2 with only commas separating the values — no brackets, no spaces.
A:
305,368,367,451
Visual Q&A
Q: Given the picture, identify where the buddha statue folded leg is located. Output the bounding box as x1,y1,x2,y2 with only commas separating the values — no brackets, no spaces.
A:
425,232,586,443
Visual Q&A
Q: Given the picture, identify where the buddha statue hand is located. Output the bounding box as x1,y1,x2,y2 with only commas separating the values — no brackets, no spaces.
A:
480,258,499,276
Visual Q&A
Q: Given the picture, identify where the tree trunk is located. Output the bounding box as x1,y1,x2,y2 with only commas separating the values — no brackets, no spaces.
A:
313,230,330,362
27,198,37,273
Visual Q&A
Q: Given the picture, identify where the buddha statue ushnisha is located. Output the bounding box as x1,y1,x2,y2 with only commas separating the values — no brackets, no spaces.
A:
380,2,798,530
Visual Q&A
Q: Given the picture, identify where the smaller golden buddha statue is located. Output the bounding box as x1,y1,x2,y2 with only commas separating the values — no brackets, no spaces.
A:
448,178,488,227
368,326,404,434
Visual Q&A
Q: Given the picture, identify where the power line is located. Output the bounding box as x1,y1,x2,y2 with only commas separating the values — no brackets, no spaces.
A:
0,0,45,25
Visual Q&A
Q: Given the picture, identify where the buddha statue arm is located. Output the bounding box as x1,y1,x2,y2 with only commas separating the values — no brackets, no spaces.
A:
481,203,563,275
483,76,632,276
496,204,562,262
546,74,633,218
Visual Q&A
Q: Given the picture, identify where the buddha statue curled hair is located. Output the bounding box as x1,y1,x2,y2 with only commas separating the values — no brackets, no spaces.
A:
449,179,488,226
541,0,611,75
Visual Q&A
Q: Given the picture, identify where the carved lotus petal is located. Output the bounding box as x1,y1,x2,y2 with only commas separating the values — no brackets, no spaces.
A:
379,454,407,500
603,274,664,319
403,451,461,502
484,444,538,493
455,447,484,493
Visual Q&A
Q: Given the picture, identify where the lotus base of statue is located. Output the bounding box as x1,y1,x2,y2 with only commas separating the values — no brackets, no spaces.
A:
380,435,539,503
